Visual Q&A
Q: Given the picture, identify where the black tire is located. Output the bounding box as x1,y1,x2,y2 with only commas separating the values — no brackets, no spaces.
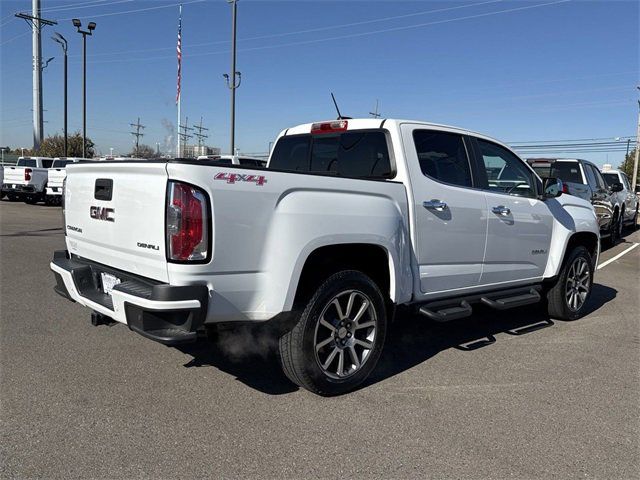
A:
44,195,57,206
278,270,388,396
7,193,20,202
24,195,39,205
546,246,594,320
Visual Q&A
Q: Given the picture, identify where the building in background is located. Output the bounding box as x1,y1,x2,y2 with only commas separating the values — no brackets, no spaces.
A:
182,144,221,158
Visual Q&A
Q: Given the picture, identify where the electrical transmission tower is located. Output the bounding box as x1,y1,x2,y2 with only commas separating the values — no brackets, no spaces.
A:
15,1,57,150
193,117,209,152
178,116,194,157
129,117,145,155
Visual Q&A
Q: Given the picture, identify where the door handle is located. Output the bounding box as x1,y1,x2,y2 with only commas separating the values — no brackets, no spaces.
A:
492,205,511,216
423,200,447,211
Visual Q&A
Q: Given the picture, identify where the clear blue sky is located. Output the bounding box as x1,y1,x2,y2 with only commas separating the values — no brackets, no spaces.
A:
1,0,638,164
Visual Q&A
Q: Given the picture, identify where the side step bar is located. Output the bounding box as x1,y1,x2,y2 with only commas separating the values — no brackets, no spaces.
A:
420,301,472,322
480,288,541,310
418,286,543,322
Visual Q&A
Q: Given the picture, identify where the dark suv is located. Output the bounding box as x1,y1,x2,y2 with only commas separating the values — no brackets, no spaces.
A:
527,158,623,245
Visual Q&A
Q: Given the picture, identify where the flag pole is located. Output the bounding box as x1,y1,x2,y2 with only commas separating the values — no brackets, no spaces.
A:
176,4,182,157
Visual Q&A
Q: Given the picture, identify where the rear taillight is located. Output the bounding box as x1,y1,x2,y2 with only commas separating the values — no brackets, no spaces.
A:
24,168,32,181
562,183,569,194
166,181,209,262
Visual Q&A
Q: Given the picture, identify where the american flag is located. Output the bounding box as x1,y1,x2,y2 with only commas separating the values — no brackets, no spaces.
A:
176,6,182,104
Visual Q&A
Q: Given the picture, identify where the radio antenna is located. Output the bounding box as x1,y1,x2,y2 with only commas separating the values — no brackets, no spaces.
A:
331,92,351,120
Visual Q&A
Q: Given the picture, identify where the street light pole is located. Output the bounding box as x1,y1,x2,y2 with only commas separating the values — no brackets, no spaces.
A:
72,19,96,158
224,0,241,155
52,32,68,157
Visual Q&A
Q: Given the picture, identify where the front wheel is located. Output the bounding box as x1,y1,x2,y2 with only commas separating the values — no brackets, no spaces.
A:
279,270,388,396
546,246,594,320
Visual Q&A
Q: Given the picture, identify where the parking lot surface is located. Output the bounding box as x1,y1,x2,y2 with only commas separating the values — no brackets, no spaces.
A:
1,200,638,479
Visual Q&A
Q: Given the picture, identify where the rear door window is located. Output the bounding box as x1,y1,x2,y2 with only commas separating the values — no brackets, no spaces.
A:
584,164,598,189
590,166,607,190
412,130,472,188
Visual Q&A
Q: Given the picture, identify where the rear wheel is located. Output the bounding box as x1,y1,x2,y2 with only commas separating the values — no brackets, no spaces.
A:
546,246,594,320
279,270,387,396
24,194,40,205
6,193,20,202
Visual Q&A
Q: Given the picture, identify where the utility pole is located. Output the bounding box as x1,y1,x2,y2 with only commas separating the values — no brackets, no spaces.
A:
193,116,209,154
224,0,241,155
52,32,68,157
369,99,381,118
633,87,640,191
15,3,57,151
129,117,145,155
178,116,194,157
72,19,97,158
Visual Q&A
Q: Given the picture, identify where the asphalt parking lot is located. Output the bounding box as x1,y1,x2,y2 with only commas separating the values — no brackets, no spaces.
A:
1,200,638,479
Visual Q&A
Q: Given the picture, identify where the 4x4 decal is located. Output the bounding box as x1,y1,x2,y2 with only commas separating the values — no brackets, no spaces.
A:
214,172,267,186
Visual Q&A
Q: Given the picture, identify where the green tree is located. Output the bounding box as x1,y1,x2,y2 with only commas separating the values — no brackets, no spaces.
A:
130,144,156,159
618,148,639,181
37,132,95,158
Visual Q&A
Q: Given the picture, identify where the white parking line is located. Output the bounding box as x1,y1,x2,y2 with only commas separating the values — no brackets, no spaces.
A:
597,242,639,270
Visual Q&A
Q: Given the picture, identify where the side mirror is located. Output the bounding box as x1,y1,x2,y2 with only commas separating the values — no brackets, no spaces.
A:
610,182,624,193
635,185,640,194
543,177,563,198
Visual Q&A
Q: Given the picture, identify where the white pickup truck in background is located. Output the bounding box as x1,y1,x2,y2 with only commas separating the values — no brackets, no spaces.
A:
2,156,54,204
46,158,87,205
51,119,600,395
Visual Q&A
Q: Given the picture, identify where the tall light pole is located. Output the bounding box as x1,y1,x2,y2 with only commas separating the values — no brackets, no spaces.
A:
52,32,68,157
224,0,241,155
633,87,640,192
72,19,96,158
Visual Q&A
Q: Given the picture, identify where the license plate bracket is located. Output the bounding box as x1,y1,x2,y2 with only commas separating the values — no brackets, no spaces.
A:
101,272,121,295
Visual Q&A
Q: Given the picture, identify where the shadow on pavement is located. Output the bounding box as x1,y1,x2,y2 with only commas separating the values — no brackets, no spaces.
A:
0,227,63,237
176,283,617,396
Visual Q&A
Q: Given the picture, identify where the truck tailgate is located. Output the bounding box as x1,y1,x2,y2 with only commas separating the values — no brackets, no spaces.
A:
3,166,27,185
64,162,169,282
48,168,67,188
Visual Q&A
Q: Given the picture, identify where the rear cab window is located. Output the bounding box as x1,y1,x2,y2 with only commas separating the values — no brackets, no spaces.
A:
269,130,393,179
530,161,584,185
17,158,37,168
52,160,71,168
42,159,54,168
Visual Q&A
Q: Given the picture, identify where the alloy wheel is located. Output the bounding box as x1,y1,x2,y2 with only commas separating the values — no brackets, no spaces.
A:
313,290,377,379
565,257,590,311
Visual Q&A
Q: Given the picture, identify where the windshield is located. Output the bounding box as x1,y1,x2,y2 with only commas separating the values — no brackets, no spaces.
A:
17,158,37,168
531,162,583,184
52,160,71,168
602,173,620,187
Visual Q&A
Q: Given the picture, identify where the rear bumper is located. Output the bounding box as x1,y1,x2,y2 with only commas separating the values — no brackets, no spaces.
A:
2,183,36,194
46,186,62,196
50,250,209,345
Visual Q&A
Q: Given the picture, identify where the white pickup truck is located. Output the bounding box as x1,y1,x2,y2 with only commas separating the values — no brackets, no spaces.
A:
2,156,54,203
51,119,600,395
46,158,87,204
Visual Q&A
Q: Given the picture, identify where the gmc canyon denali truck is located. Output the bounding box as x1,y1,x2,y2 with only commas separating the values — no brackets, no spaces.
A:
51,119,600,395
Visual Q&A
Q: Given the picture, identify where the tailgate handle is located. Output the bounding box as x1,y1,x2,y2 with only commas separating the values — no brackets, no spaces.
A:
95,179,113,201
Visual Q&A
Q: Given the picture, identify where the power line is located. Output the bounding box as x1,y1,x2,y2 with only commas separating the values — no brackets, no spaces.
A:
41,0,133,14
56,0,205,21
75,0,571,65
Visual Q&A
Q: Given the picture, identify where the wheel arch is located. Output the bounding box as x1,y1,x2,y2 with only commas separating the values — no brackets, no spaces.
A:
289,243,396,311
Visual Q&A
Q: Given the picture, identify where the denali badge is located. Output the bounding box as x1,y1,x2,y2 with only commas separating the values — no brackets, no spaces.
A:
531,249,548,255
137,242,159,251
90,206,115,222
214,172,267,186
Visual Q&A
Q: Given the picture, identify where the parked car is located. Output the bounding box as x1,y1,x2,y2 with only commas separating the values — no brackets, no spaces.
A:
527,158,623,245
196,154,267,167
46,158,88,205
600,168,638,230
1,156,54,204
51,119,600,395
